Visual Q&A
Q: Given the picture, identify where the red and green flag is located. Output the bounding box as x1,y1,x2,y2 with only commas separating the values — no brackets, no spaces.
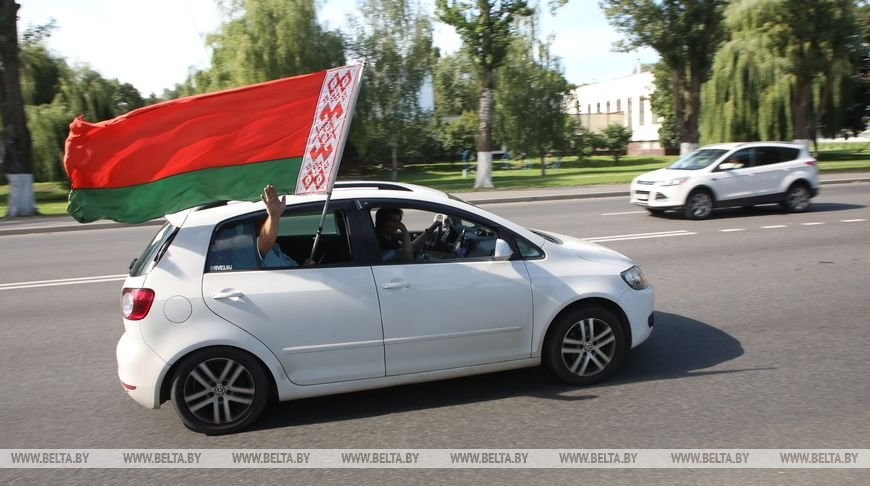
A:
63,65,363,223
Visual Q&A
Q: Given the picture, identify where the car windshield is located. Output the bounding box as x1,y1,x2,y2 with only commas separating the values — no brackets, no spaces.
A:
668,149,727,170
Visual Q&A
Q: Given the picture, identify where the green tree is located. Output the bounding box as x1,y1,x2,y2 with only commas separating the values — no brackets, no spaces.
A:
602,123,632,162
701,0,858,144
437,110,478,156
433,51,478,117
348,0,435,180
649,62,678,150
601,0,727,154
495,15,569,176
436,0,533,188
199,0,345,91
1,0,36,215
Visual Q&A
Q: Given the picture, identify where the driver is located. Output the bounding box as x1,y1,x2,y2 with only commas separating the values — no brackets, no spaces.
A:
374,207,439,262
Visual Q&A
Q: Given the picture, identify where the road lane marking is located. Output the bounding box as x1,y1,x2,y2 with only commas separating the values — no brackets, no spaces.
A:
585,230,696,243
600,211,647,216
0,274,126,291
719,228,746,232
800,222,824,226
841,219,866,223
761,225,787,229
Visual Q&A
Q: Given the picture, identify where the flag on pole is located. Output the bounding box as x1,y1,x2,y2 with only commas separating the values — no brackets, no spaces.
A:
63,64,363,223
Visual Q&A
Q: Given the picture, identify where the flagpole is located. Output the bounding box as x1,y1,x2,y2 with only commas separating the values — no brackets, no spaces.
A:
309,62,366,263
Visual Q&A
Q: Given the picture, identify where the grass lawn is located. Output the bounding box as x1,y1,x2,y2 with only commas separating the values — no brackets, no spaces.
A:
2,143,868,217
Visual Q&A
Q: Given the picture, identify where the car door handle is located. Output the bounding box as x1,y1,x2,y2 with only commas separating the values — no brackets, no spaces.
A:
381,280,411,290
212,289,244,301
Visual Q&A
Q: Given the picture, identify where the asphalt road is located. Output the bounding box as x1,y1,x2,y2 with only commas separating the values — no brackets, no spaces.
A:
1,182,869,485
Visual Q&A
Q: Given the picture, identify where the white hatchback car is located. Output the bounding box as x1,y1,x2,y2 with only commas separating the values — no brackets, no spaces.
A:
117,182,654,434
630,142,819,219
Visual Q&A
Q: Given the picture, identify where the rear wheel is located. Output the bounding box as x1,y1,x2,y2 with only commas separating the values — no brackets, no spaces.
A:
544,306,626,386
684,189,714,220
781,183,811,212
170,347,270,435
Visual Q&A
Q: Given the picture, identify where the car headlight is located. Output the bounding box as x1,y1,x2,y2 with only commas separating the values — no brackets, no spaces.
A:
656,177,688,186
621,266,648,290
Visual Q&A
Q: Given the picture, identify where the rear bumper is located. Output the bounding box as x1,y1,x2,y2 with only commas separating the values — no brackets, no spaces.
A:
117,330,168,409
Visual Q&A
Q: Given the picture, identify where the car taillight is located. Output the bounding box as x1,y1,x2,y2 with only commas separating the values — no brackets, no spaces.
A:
122,288,155,320
805,159,817,166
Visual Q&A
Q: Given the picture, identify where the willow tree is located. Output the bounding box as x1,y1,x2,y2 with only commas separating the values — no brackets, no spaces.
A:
437,0,532,188
197,0,345,91
701,0,858,144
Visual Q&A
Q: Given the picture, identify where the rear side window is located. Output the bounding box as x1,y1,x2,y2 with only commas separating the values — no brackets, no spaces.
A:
206,220,259,272
205,209,354,272
129,223,177,277
777,147,799,162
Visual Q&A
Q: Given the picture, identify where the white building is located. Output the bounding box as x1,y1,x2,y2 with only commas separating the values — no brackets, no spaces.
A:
567,66,665,155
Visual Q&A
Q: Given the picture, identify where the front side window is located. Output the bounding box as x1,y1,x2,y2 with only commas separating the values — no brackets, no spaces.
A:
206,209,353,272
718,148,753,170
368,205,505,264
669,149,727,170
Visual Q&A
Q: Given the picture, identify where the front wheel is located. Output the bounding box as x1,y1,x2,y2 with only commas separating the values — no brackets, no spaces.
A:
170,347,270,435
543,306,626,386
684,189,714,220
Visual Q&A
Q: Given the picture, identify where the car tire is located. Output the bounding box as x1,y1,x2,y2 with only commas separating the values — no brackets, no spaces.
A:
543,306,626,386
684,189,714,220
781,182,811,212
170,346,270,435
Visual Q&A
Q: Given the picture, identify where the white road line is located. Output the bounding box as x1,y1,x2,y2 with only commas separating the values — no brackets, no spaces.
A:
586,232,697,243
800,222,825,226
719,228,746,232
761,225,787,229
583,230,691,240
600,211,647,216
0,275,126,291
841,219,867,223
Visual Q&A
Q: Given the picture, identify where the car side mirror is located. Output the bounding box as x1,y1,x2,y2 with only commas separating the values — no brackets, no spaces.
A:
719,162,743,170
493,239,513,261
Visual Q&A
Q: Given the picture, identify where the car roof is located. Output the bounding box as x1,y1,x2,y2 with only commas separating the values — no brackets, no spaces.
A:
175,181,453,227
701,141,805,151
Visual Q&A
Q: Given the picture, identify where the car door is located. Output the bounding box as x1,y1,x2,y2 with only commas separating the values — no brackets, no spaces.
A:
711,148,765,201
753,146,799,195
360,200,534,375
201,202,385,385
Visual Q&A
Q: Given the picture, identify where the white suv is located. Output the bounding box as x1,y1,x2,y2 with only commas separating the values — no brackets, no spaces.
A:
117,182,654,434
630,142,819,219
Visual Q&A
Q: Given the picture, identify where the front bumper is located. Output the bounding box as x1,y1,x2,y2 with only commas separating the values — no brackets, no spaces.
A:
629,183,688,209
117,330,168,409
619,285,655,349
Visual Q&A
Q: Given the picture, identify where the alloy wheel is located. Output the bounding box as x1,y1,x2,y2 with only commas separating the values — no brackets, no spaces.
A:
560,318,617,377
181,357,257,426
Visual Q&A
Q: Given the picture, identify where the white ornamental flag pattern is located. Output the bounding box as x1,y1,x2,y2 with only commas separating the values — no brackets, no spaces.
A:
295,65,362,195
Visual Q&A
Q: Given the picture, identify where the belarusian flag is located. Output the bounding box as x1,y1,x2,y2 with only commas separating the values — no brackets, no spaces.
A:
63,64,363,223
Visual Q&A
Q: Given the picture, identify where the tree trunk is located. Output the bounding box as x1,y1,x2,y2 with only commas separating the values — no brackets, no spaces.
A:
390,142,398,182
672,68,696,155
474,70,494,189
540,152,546,177
792,78,814,141
0,0,36,216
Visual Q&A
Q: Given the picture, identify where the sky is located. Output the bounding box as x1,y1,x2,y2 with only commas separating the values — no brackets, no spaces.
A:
18,0,659,97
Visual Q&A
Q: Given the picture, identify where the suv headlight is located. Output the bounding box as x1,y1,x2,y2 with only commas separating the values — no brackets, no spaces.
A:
621,266,648,290
657,177,688,186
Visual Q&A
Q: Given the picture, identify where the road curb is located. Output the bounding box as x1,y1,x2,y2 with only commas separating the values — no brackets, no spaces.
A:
2,177,868,236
